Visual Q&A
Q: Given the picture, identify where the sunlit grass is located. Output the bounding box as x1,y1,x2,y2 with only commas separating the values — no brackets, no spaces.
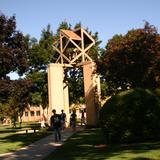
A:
0,124,52,154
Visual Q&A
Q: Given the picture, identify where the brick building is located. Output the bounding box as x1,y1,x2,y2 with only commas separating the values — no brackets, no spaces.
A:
20,105,48,123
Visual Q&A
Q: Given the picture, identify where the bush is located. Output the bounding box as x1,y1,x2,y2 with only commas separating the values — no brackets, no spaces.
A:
99,88,160,144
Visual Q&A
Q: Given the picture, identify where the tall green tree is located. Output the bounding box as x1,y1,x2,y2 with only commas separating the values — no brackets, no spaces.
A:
0,14,28,79
0,14,30,120
27,24,56,108
28,24,55,72
9,79,33,126
98,22,160,94
27,71,48,108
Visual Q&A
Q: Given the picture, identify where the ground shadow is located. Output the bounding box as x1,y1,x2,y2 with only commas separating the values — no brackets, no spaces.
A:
44,128,160,160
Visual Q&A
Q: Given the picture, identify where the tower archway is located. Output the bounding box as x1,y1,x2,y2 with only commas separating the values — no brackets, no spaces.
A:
47,27,101,126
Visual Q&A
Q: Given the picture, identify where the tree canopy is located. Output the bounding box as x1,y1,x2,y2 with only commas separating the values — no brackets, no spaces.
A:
0,14,28,79
98,22,160,94
0,14,32,120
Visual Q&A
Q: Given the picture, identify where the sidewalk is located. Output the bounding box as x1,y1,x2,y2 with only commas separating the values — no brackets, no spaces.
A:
0,127,81,160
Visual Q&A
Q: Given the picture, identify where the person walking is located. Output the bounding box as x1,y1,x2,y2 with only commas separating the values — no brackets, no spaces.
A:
80,110,86,126
50,109,61,142
61,109,66,131
70,110,77,131
40,113,46,128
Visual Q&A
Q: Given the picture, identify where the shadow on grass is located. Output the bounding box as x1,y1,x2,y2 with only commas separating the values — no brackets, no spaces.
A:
44,128,160,160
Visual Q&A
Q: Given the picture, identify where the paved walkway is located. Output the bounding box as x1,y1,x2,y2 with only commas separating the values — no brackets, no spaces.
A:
0,127,82,160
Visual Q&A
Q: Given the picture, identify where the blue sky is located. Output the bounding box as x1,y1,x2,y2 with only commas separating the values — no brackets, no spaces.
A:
1,0,160,48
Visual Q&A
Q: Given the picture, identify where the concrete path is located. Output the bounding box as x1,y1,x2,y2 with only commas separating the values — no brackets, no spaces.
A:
0,127,81,160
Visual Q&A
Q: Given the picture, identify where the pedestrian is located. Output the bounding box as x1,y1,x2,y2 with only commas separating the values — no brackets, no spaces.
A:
80,110,86,126
11,115,16,128
50,109,61,142
70,110,77,131
40,113,46,128
61,109,66,131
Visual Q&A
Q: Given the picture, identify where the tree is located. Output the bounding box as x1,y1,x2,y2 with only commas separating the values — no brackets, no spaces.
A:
0,13,29,101
98,22,160,93
9,79,33,127
26,24,56,110
28,24,55,72
100,89,160,144
0,14,30,121
67,67,84,104
0,79,33,126
27,71,48,108
0,14,28,79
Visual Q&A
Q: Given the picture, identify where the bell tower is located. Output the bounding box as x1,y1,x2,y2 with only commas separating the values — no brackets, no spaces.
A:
48,27,101,126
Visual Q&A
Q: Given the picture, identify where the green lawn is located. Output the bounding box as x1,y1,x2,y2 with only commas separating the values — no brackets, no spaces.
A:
0,123,52,154
0,122,38,132
44,128,160,160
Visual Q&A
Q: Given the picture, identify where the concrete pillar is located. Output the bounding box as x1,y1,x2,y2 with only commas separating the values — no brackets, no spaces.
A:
83,62,100,126
63,81,70,126
47,63,70,125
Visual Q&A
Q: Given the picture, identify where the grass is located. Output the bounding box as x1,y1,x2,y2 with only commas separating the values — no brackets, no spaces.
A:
44,128,160,160
0,122,41,132
0,123,52,154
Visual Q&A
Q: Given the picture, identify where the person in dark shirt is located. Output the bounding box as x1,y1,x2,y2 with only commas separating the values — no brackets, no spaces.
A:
70,110,77,131
61,109,66,131
50,109,61,141
81,110,86,126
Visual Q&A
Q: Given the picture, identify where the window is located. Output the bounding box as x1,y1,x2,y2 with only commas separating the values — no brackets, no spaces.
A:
30,111,34,116
25,112,28,117
36,111,40,116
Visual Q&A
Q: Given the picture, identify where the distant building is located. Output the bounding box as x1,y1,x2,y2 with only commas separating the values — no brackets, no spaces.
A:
19,105,48,123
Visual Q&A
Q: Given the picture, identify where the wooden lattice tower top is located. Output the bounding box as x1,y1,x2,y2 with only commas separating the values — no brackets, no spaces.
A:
53,27,95,67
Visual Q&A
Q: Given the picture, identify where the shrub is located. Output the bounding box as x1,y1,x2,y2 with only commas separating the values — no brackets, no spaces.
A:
99,89,160,144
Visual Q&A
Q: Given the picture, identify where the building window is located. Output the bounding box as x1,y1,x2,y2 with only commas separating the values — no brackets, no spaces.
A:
36,111,40,116
30,111,34,116
25,112,28,117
